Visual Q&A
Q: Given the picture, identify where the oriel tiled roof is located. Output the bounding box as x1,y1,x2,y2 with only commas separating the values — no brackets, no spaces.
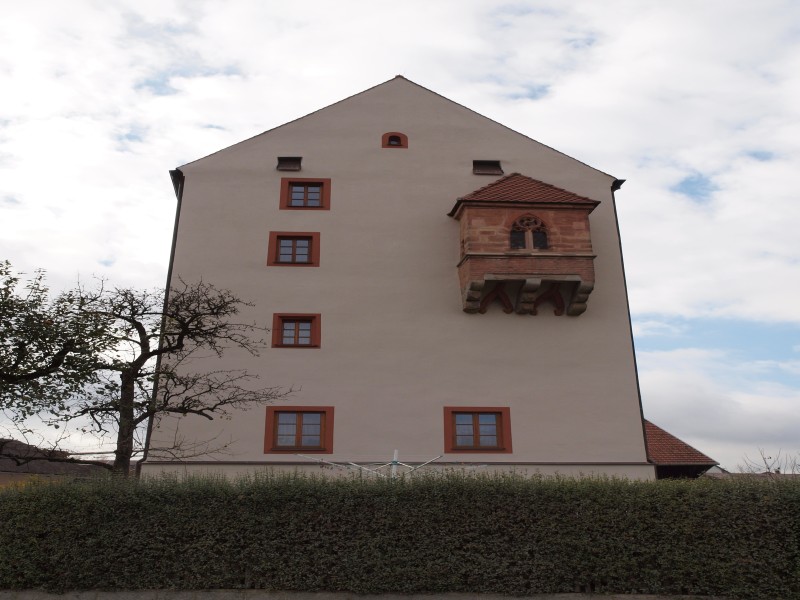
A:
462,173,599,204
448,173,600,216
644,421,717,466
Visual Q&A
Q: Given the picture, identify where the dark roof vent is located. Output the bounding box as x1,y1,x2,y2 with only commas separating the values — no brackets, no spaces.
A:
473,160,503,175
277,156,302,171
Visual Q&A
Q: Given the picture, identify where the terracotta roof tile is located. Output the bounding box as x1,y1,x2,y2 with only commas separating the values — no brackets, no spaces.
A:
459,173,600,205
644,421,717,466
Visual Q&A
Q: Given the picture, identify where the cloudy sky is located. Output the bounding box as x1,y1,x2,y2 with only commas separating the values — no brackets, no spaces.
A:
1,1,798,471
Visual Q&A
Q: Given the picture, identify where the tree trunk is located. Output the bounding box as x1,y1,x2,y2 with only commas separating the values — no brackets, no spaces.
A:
113,371,136,476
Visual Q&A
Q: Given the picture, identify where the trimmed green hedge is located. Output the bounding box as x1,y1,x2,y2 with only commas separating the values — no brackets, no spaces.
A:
1,473,798,598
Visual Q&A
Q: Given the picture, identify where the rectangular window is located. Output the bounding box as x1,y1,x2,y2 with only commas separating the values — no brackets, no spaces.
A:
443,407,512,453
473,160,504,175
267,232,320,267
265,406,334,453
280,178,331,210
272,314,321,348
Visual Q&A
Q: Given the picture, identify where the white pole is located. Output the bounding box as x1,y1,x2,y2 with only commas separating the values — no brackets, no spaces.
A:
391,449,399,479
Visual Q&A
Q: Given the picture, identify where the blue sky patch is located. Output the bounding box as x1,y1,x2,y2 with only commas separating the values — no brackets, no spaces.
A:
506,84,550,100
567,36,596,49
117,125,147,144
136,64,241,96
137,73,179,96
492,4,548,18
746,150,774,161
2,195,20,205
633,315,800,387
671,173,717,201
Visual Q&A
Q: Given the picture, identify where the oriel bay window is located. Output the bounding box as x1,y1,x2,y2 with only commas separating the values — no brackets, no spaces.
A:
443,407,512,453
265,407,334,453
267,232,320,266
272,314,321,348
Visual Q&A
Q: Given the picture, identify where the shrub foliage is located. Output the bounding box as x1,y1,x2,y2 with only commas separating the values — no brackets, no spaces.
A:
1,473,798,599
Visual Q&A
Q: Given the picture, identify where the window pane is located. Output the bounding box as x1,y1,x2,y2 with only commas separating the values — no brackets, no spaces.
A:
301,435,321,446
455,414,472,425
283,322,296,332
276,435,295,446
479,424,497,435
282,336,295,345
277,423,296,436
280,239,293,247
479,435,498,447
456,435,474,447
510,230,526,249
277,413,297,425
302,423,321,435
299,322,311,331
533,230,548,249
478,414,497,424
455,424,473,436
296,239,309,248
307,199,321,207
303,413,321,424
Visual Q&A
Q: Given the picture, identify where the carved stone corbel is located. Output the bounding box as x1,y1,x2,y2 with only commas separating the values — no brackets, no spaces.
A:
516,278,542,314
462,280,484,313
566,281,594,316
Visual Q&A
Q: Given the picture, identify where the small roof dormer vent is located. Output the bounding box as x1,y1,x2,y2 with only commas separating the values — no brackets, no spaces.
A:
473,160,503,175
277,156,302,171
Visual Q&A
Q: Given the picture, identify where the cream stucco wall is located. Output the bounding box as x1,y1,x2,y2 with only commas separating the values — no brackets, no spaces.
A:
143,77,652,479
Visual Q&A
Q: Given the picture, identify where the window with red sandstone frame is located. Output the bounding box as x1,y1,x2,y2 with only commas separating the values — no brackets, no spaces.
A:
266,232,320,266
279,178,331,210
265,407,334,453
381,131,408,148
271,314,321,348
443,407,512,453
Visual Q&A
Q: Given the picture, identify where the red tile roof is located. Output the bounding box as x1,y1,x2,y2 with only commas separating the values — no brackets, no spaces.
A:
644,421,717,466
459,173,600,205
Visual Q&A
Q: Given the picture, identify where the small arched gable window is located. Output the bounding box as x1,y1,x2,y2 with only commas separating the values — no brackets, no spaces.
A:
510,215,548,250
381,132,408,149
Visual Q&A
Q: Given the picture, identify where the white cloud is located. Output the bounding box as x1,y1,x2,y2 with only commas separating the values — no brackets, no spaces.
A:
631,319,686,338
638,348,800,470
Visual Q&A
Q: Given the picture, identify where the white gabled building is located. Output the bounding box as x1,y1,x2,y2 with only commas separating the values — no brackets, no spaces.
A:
143,76,656,479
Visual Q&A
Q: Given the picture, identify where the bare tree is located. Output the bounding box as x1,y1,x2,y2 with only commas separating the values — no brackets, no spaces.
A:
739,448,799,476
1,268,289,476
